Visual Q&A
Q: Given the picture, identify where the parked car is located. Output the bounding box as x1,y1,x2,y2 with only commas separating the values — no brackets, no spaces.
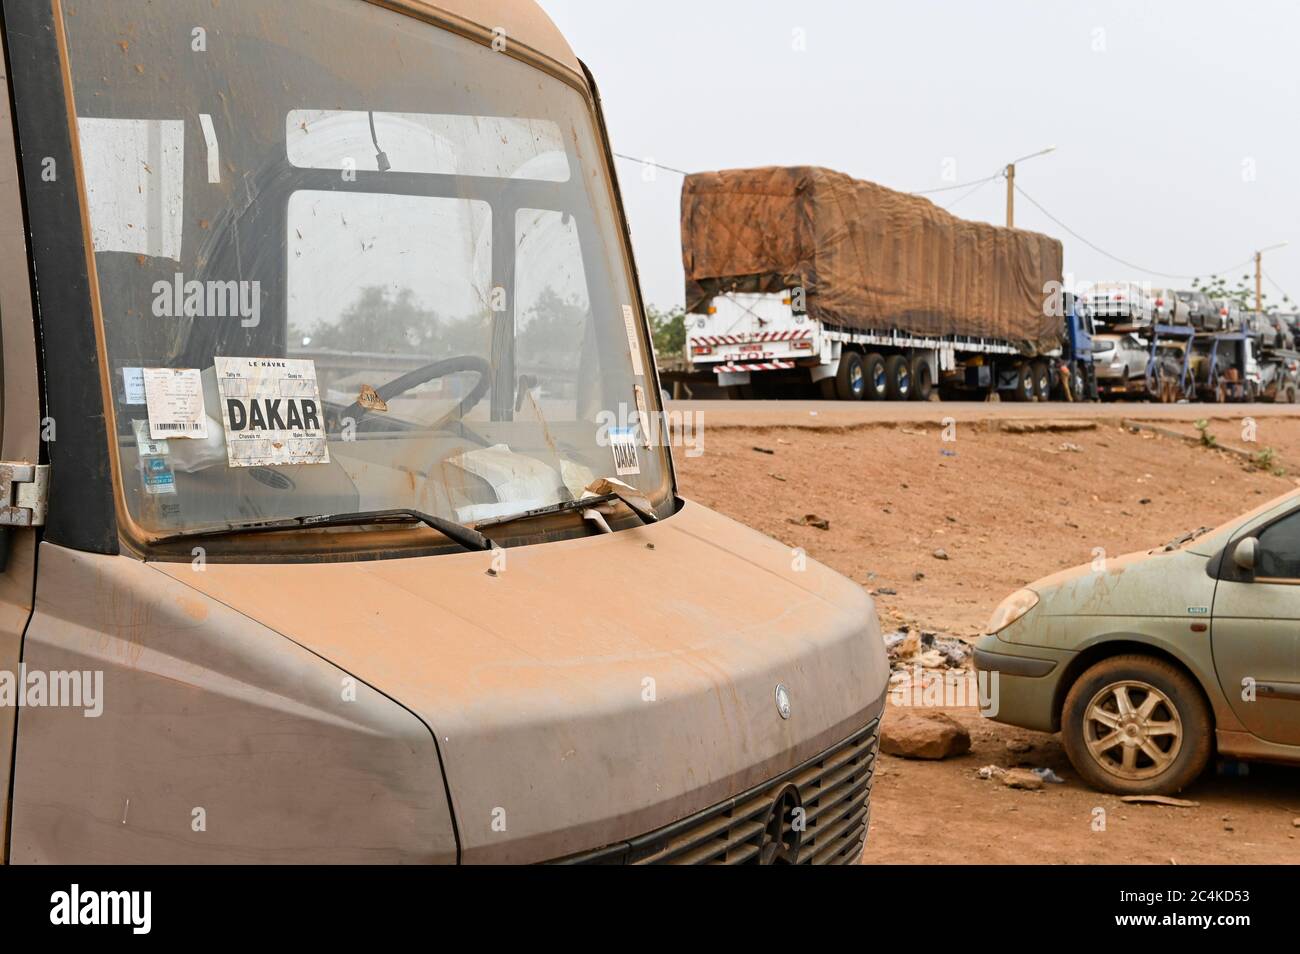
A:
1082,282,1153,327
1246,311,1280,349
1149,287,1191,325
976,490,1300,794
1260,350,1300,403
1209,297,1243,331
1268,312,1296,350
1092,332,1149,394
1175,289,1218,329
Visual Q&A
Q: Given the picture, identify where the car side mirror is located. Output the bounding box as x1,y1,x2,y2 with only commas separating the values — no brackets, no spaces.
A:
1233,537,1258,574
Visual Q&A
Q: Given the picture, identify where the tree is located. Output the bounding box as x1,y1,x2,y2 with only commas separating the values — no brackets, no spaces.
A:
647,304,686,358
1193,273,1292,314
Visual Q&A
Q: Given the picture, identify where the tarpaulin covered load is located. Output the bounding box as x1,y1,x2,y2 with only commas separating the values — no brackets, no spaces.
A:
682,166,1064,354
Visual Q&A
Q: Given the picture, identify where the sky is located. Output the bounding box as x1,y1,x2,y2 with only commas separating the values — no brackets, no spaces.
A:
538,0,1300,312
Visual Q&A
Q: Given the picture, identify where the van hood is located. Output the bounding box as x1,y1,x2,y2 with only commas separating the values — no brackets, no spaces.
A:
157,500,887,863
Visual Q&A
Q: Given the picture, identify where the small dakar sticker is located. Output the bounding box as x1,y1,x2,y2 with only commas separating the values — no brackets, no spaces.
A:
142,367,208,439
215,356,329,467
609,425,640,476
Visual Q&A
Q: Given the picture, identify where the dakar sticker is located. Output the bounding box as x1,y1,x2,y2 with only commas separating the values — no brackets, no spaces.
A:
214,356,329,467
609,425,640,477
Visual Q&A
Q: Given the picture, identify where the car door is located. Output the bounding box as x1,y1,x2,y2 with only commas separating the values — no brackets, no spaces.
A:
1211,506,1300,745
0,40,43,862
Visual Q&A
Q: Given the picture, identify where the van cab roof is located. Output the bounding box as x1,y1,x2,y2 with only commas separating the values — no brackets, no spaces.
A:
414,0,582,76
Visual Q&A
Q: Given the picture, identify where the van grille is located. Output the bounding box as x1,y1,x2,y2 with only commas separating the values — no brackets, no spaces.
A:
560,719,879,865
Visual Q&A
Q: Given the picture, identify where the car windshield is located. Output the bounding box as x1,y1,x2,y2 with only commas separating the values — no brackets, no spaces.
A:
59,0,667,540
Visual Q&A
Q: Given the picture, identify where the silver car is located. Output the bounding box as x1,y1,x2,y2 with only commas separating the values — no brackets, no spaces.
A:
1092,332,1148,393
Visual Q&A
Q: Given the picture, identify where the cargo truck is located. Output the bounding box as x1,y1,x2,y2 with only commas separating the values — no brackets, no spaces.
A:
681,166,1096,401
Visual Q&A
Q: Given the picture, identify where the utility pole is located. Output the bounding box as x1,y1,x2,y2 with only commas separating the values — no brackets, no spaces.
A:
1256,251,1263,315
1254,242,1289,314
1005,163,1015,228
1002,147,1054,229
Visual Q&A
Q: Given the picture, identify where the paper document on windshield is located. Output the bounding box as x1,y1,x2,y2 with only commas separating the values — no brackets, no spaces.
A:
214,356,329,467
142,367,208,440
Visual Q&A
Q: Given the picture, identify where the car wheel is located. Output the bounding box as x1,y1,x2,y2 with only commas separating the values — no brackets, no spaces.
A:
834,351,866,401
884,355,911,400
1061,655,1213,795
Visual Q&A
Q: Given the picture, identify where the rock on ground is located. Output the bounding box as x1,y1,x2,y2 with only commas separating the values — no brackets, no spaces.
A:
880,709,971,760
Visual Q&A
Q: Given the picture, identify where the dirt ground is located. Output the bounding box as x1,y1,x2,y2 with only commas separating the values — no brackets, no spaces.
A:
675,411,1300,864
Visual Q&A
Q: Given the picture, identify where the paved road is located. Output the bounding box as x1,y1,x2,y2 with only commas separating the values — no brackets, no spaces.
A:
665,399,1300,429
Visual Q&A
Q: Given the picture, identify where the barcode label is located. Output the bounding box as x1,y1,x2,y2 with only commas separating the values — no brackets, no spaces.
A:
142,367,208,440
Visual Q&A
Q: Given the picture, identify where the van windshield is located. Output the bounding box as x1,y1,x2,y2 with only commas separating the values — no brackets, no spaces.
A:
59,0,666,540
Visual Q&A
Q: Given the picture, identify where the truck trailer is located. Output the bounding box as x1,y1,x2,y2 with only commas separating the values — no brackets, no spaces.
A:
681,166,1095,401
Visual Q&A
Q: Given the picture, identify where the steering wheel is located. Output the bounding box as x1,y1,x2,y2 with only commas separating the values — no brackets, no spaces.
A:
339,355,493,434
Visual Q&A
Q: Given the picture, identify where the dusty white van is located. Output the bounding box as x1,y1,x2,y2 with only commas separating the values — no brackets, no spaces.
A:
0,0,886,864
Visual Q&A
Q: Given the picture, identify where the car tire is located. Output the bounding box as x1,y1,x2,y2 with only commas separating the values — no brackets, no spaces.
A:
884,354,911,400
834,351,866,401
862,352,888,401
1061,655,1213,795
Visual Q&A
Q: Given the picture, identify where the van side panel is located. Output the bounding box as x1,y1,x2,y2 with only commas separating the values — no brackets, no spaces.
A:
9,544,456,863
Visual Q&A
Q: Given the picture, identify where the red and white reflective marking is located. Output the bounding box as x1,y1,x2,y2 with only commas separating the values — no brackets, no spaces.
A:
689,330,812,346
714,361,797,373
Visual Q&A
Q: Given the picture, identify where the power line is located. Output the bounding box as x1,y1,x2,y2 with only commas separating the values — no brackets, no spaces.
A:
1264,270,1295,306
941,173,998,211
611,151,1273,288
909,171,1003,196
1012,183,1255,282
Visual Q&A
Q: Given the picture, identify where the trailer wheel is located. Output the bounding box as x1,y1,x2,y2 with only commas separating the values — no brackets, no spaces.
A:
862,353,888,400
834,351,867,401
909,356,933,401
884,355,911,400
1031,361,1051,402
1011,363,1036,402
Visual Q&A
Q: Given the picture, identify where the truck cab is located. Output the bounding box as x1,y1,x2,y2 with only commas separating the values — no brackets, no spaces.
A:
0,0,887,864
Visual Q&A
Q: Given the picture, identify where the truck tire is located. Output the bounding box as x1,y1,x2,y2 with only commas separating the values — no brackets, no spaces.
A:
834,351,866,401
862,353,888,401
909,356,933,401
1011,363,1035,402
884,354,911,400
1061,655,1213,796
1031,361,1051,402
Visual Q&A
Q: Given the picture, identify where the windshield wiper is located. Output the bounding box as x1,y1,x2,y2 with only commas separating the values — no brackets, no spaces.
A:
154,508,493,552
475,493,619,530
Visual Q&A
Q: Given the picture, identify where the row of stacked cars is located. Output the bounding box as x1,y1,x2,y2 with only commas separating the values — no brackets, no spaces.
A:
1083,282,1300,402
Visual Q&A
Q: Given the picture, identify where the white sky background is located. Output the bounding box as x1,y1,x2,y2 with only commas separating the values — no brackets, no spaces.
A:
538,0,1300,311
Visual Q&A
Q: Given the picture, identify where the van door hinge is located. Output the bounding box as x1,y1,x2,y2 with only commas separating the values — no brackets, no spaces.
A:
0,462,49,526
